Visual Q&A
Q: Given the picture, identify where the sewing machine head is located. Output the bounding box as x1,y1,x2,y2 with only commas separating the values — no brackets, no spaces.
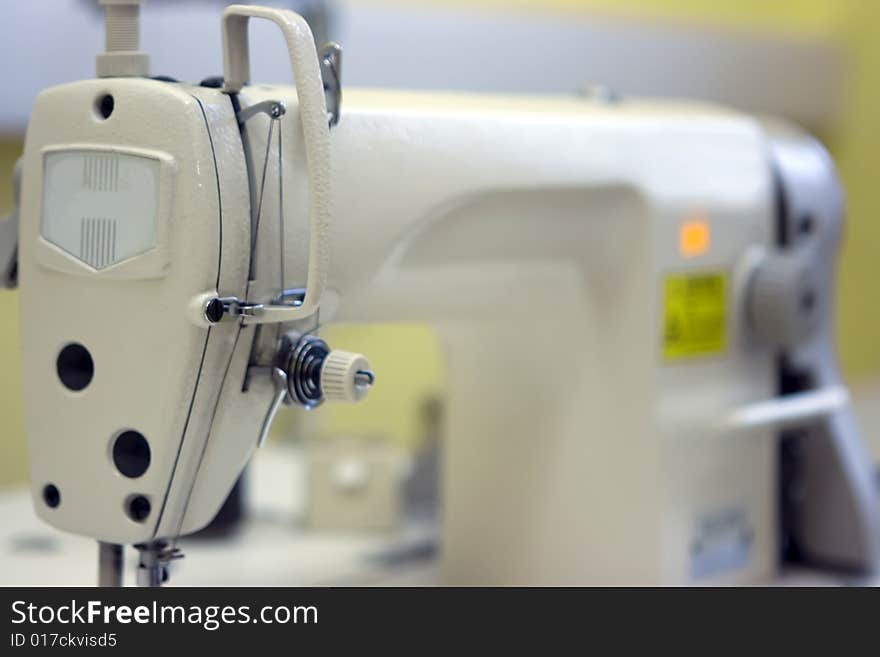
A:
8,1,372,582
4,1,879,585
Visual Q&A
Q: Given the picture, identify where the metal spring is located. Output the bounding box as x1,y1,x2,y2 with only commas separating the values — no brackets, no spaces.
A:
285,335,329,408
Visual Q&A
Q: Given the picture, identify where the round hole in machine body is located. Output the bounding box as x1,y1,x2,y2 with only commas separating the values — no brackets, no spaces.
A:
95,93,114,120
112,431,151,478
57,343,94,391
126,495,151,522
43,484,61,508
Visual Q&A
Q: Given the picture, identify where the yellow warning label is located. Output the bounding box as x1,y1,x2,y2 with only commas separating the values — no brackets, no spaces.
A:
662,272,726,360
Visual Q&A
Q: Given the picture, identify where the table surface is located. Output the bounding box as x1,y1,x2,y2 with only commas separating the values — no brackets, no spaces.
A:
0,444,873,587
0,444,437,587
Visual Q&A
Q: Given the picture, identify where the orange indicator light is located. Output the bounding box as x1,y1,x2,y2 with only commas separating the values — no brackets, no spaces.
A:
679,218,710,258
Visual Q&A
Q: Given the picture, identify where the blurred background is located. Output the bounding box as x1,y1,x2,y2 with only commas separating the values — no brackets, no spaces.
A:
1,0,879,583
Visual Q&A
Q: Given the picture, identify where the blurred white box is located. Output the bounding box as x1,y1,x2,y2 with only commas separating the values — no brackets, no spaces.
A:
305,436,407,531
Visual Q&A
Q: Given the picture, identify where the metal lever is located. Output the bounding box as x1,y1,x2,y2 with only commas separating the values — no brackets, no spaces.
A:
721,386,849,433
257,367,290,448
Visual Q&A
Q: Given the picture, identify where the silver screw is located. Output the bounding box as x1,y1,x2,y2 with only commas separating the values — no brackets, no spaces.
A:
353,370,375,389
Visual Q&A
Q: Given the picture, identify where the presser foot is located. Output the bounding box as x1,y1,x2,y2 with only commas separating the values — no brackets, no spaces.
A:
134,541,183,587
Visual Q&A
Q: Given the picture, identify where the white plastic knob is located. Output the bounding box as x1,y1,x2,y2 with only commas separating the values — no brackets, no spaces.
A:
320,350,373,403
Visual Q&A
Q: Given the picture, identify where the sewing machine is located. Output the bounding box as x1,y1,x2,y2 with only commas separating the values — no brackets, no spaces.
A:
2,1,878,585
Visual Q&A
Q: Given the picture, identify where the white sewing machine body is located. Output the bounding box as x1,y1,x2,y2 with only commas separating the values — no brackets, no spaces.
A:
301,89,780,585
10,5,879,585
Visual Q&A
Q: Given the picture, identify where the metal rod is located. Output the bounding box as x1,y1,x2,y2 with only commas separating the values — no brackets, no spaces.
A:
97,542,124,587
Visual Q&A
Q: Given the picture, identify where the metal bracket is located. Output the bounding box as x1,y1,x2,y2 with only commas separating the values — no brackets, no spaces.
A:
237,99,286,125
214,296,264,320
236,56,339,129
209,289,307,326
320,42,342,128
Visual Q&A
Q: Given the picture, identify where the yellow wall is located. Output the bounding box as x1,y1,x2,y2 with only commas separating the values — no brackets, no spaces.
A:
317,324,444,448
0,141,25,489
828,4,880,380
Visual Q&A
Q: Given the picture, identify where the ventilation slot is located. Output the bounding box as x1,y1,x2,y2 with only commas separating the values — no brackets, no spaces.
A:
81,153,120,192
80,217,118,269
